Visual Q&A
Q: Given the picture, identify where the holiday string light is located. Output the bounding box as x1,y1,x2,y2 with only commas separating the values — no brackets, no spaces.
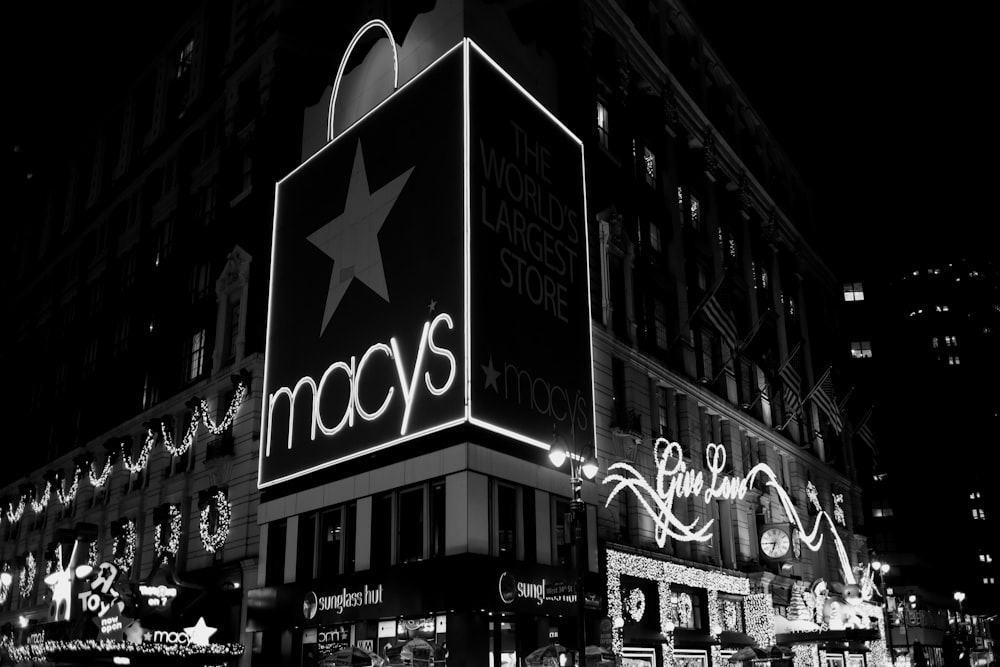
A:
832,493,845,525
0,372,250,529
30,481,53,513
55,467,82,504
4,496,25,523
806,481,822,512
199,489,231,554
89,456,115,488
744,593,776,648
20,552,36,599
793,643,819,667
45,544,64,576
7,638,245,665
113,519,137,574
626,587,646,622
154,504,183,563
89,540,100,568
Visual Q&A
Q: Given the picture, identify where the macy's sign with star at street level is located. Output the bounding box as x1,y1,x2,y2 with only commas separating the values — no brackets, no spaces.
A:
259,37,593,488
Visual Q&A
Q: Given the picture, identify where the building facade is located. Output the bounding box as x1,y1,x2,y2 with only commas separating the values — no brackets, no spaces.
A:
4,2,902,667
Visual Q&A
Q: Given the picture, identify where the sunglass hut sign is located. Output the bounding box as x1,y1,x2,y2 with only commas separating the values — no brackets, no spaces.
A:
259,40,592,488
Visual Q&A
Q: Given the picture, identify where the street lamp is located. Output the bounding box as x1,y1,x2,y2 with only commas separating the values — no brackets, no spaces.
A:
549,429,598,667
953,591,965,614
871,560,895,666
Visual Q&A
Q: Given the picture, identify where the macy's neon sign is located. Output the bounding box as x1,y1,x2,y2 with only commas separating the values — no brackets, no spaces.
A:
264,313,456,456
604,438,856,584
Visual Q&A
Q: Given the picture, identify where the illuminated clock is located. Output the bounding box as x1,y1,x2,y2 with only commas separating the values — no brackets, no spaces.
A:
760,526,791,559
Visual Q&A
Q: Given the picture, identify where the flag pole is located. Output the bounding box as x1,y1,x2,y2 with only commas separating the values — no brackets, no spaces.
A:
667,274,725,351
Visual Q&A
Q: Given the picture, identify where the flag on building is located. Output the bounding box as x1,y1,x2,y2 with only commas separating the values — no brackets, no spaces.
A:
699,283,739,351
856,406,876,453
808,367,843,433
778,343,802,420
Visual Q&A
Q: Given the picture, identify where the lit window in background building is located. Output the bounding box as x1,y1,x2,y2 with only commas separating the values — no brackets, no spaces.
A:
948,355,961,365
851,341,873,359
932,337,939,348
843,282,865,301
945,335,958,346
597,101,610,150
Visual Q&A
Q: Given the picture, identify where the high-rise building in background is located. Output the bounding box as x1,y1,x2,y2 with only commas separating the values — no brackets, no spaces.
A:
3,2,991,667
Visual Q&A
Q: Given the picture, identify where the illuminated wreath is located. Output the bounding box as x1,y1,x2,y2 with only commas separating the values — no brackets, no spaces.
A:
199,489,231,554
20,552,37,599
626,588,646,622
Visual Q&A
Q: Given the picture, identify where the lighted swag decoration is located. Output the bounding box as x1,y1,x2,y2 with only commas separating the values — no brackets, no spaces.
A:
0,370,250,528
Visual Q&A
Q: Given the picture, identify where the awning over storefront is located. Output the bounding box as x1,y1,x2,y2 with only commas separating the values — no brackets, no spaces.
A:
674,628,722,648
719,631,758,648
775,629,880,646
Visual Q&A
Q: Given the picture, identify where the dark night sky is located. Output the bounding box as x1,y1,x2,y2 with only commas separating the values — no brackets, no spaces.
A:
10,2,992,276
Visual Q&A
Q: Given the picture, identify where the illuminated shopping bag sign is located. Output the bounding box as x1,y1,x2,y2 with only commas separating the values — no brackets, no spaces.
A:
260,40,592,488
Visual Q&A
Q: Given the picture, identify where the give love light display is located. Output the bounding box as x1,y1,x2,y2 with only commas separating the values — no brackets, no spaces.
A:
605,438,858,584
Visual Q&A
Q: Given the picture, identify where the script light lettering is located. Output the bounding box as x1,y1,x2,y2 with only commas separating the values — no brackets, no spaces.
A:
266,313,456,455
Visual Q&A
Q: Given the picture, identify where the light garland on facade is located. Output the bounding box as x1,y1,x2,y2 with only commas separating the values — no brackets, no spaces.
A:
89,456,115,488
199,489,231,554
30,481,53,513
793,643,819,667
4,496,25,523
112,519,137,574
45,544,64,576
7,639,245,665
154,504,183,563
626,588,646,621
0,371,250,529
832,493,845,525
55,468,82,504
20,552,36,599
89,540,100,567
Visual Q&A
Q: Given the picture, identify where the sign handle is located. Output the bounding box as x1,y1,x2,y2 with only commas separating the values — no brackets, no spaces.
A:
327,19,399,143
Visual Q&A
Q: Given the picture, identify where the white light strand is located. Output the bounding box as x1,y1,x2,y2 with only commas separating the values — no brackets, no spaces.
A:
4,497,25,523
201,382,249,435
832,493,846,525
121,436,155,474
88,540,100,567
161,416,199,457
112,519,137,574
20,552,36,599
30,481,53,513
806,481,822,512
89,457,114,487
744,593,776,648
7,639,245,664
55,468,82,504
154,505,183,563
199,489,231,553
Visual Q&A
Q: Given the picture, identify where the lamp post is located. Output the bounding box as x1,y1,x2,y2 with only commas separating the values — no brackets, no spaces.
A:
872,561,895,666
549,431,598,667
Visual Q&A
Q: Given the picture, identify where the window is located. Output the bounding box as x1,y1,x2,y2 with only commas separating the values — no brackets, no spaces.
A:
120,248,137,289
648,222,661,252
195,181,217,225
493,482,519,560
597,101,610,150
371,493,393,569
83,337,99,376
187,329,206,380
176,38,194,78
155,219,174,266
264,519,287,585
142,371,158,409
653,298,669,350
850,341,873,359
948,355,961,365
114,316,130,356
430,481,445,559
398,486,425,564
643,147,656,186
657,386,671,437
985,577,995,585
945,335,958,347
843,283,865,301
979,553,993,563
225,301,242,362
191,262,211,303
931,337,939,349
690,193,701,229
972,508,983,519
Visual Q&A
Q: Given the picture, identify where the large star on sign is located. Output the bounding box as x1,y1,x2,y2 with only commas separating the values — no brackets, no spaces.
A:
307,142,415,335
184,617,217,646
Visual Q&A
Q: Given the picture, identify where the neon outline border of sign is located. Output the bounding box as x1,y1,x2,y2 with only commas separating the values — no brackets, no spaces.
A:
258,35,594,488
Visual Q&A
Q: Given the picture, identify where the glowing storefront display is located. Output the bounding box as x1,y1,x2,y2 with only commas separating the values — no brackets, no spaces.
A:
259,39,591,488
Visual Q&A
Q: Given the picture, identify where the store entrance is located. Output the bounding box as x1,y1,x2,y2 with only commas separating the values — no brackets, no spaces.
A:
490,615,580,667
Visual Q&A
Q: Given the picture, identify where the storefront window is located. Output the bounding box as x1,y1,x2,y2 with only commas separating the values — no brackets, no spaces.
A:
321,507,345,576
495,482,519,560
399,486,425,563
430,482,445,559
372,494,394,569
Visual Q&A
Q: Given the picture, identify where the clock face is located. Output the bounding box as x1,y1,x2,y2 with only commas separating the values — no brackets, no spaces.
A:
760,527,790,558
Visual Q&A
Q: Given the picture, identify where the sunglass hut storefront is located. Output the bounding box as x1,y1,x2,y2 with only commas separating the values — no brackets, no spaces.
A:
247,36,601,666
